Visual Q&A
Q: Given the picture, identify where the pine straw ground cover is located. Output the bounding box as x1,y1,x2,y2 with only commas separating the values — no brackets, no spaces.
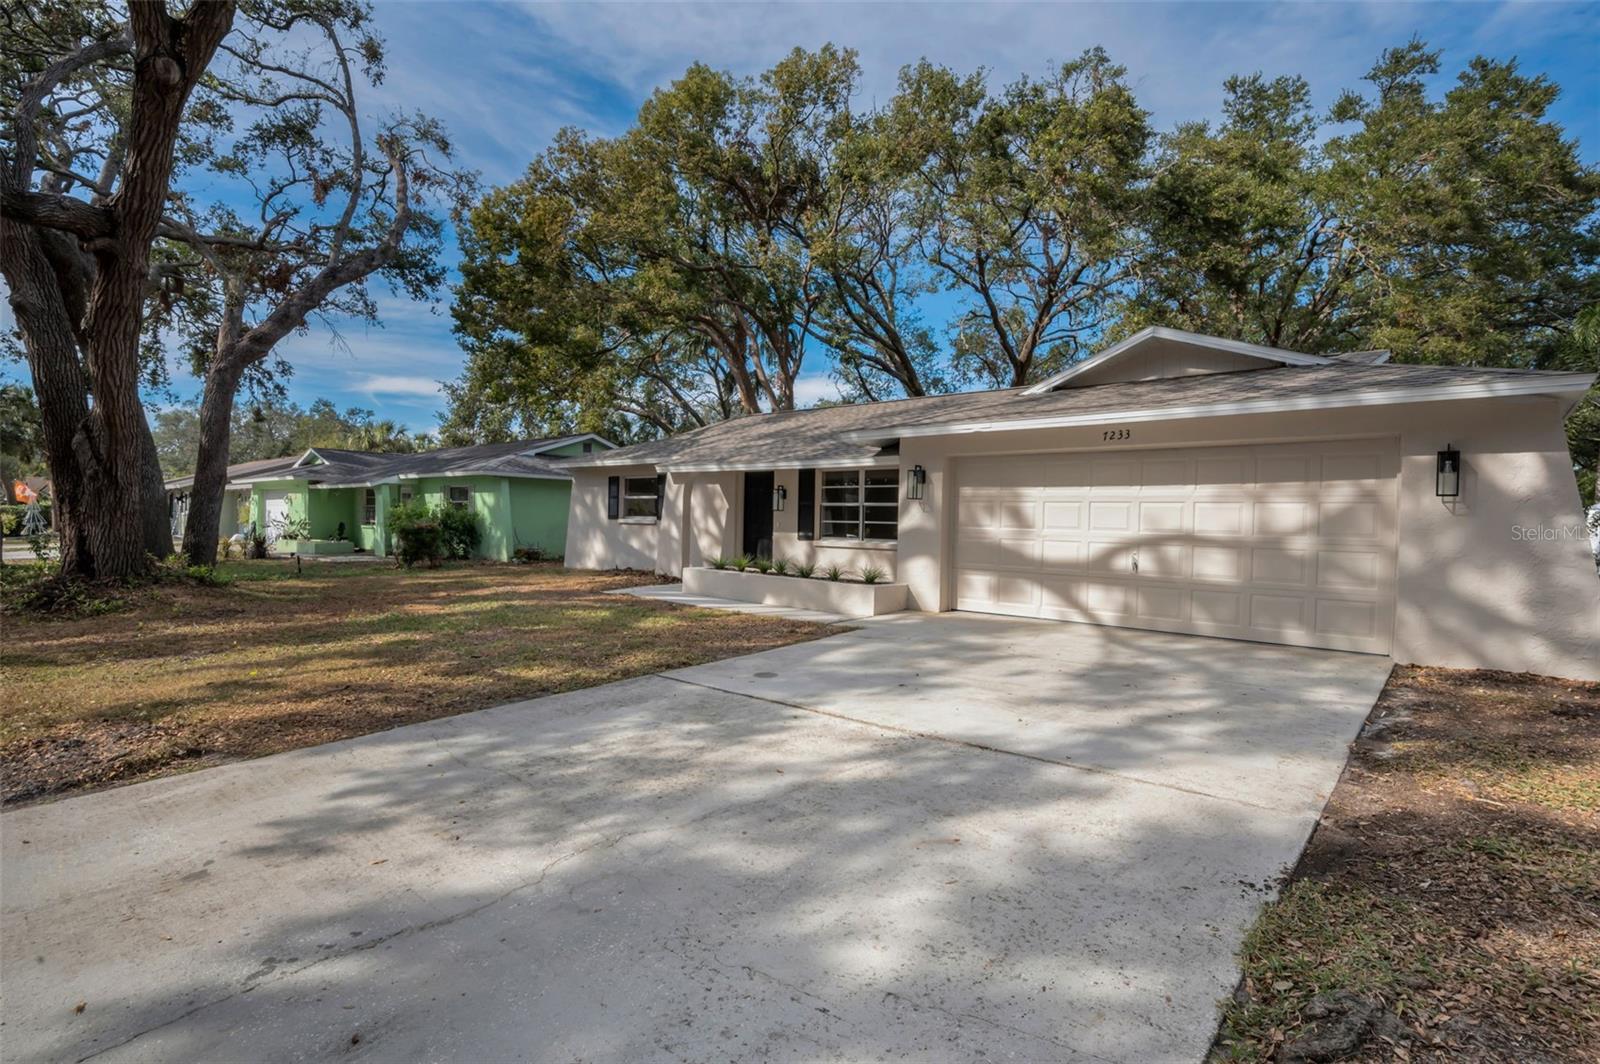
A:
1214,666,1600,1063
0,562,828,805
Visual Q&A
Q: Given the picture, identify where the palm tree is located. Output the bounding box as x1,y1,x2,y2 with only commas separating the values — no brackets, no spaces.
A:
346,419,416,453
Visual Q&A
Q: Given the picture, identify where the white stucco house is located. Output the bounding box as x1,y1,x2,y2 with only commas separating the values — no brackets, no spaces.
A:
565,328,1599,680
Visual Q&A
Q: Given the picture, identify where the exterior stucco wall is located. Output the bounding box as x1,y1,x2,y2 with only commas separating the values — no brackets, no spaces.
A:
250,480,308,531
570,394,1595,679
899,395,1598,680
565,466,661,572
507,478,571,557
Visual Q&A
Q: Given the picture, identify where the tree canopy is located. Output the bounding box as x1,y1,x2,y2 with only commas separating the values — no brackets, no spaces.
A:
448,40,1597,483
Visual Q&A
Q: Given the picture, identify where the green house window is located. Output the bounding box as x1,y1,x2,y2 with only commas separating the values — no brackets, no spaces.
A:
448,485,471,510
362,489,376,525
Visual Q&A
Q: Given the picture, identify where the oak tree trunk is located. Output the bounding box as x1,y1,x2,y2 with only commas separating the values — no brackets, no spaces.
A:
180,357,246,566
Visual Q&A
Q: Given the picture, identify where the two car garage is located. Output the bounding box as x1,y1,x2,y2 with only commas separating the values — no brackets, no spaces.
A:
952,438,1399,655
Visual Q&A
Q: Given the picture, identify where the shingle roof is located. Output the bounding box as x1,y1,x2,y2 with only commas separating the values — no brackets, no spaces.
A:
200,435,598,489
573,361,1593,472
165,454,302,491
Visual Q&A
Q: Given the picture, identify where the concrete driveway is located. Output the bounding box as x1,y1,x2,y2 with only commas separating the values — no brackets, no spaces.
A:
1,613,1389,1063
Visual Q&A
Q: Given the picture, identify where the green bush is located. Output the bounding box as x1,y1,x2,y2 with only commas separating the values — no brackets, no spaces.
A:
860,565,887,584
438,504,481,560
732,555,753,572
389,500,444,568
792,560,816,579
822,563,845,581
751,556,773,573
708,556,731,570
770,558,789,576
1,503,51,536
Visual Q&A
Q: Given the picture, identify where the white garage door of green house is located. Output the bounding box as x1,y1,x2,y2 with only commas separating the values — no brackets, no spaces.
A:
953,439,1399,654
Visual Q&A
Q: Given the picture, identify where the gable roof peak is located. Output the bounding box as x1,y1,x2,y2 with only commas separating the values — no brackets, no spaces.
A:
1022,327,1335,395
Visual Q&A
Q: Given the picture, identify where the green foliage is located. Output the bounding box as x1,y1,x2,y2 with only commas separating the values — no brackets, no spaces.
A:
512,545,553,563
859,565,887,584
732,555,753,572
272,514,311,541
708,556,731,570
792,560,817,579
822,563,845,582
438,505,482,560
388,500,444,569
448,39,1597,449
770,558,790,576
1,504,51,537
151,397,431,480
751,556,774,574
1129,42,1600,369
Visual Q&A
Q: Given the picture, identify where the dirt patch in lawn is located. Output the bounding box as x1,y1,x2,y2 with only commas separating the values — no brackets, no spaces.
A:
0,563,830,805
1213,665,1600,1063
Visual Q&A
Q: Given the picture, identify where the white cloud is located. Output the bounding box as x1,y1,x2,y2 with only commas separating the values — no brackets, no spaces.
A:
356,374,446,399
792,374,843,408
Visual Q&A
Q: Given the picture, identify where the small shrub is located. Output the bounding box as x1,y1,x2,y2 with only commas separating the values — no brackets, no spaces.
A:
770,558,790,576
752,556,773,574
244,526,269,560
732,554,753,572
792,560,816,579
860,565,887,584
389,500,444,568
272,514,310,541
512,545,549,563
217,537,235,561
708,556,731,570
438,505,481,560
822,563,845,582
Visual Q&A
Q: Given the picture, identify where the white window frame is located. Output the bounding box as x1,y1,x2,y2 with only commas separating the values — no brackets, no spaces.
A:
820,469,898,542
447,485,471,510
622,475,659,521
362,488,377,525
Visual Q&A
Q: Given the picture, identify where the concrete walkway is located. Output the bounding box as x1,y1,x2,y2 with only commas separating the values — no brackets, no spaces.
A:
0,614,1389,1063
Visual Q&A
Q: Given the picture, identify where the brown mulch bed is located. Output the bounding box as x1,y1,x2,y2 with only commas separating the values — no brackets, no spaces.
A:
1213,666,1600,1063
0,562,829,805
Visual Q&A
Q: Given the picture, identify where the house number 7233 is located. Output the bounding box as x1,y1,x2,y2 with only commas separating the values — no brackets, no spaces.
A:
1102,428,1131,441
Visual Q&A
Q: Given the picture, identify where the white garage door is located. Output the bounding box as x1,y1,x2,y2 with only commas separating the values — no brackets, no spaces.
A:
954,440,1398,654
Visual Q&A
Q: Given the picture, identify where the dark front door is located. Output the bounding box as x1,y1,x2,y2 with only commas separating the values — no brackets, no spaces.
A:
742,470,774,558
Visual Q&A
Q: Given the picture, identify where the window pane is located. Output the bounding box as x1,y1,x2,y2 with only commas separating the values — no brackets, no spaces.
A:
821,504,860,523
864,522,899,541
624,497,657,518
623,476,656,496
822,471,858,486
822,485,859,503
448,486,470,508
864,470,899,487
863,486,897,505
862,504,899,519
821,521,860,539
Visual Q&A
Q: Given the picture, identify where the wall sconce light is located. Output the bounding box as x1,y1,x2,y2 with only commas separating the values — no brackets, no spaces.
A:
907,464,927,501
1436,446,1460,498
772,484,787,511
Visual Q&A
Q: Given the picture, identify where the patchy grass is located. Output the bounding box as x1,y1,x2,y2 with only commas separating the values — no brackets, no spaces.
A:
1213,666,1600,1063
0,562,829,804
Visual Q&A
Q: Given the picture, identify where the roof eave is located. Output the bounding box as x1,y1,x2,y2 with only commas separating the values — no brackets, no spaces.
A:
842,373,1598,442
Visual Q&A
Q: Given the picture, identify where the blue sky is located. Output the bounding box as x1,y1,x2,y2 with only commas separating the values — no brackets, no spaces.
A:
5,0,1597,436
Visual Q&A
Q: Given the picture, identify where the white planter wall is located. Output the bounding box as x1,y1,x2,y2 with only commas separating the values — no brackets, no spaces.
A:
683,566,908,618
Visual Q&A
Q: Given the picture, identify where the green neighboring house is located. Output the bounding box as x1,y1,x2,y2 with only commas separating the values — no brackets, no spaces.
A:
166,434,614,560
